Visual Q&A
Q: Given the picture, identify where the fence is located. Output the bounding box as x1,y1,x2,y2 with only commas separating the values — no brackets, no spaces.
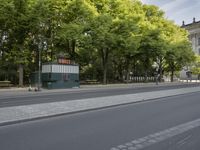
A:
130,76,155,82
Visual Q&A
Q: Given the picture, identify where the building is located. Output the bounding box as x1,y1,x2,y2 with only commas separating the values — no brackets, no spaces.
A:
180,18,200,80
42,63,79,89
182,18,200,55
30,57,80,89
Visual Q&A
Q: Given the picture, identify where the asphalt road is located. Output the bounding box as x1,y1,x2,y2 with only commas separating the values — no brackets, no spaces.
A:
0,83,199,107
143,126,200,150
0,91,200,150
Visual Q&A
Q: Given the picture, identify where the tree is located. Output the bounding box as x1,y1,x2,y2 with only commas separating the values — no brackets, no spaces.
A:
56,0,97,61
136,5,169,82
191,55,200,79
0,0,195,86
0,0,33,85
88,0,143,84
163,24,194,82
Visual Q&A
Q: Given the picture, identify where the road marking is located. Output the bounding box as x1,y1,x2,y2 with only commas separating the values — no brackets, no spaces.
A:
110,118,200,150
176,134,192,147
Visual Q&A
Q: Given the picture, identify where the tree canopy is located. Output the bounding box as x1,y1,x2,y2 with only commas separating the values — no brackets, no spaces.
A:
0,0,194,85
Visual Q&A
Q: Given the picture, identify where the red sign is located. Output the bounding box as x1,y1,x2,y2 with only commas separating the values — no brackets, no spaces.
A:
58,58,71,64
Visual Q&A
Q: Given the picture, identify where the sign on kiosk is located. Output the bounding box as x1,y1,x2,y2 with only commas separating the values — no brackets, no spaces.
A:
58,58,71,65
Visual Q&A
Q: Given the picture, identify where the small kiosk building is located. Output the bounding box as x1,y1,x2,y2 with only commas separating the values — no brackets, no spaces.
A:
41,59,79,89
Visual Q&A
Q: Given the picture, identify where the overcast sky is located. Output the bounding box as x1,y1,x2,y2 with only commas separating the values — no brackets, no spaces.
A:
141,0,200,25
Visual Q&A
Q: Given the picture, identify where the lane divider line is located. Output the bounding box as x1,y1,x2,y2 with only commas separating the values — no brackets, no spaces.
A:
110,118,200,150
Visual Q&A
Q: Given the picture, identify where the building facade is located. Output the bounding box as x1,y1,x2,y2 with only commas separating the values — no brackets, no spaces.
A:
182,18,200,55
180,18,200,80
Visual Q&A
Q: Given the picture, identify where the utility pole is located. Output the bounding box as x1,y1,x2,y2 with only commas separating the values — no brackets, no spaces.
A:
37,35,43,92
38,42,41,91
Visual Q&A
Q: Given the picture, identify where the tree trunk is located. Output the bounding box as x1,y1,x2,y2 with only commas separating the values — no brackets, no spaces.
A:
144,71,148,82
144,58,149,82
158,63,163,82
126,72,130,83
158,57,163,82
101,48,109,84
118,65,123,82
103,65,107,84
125,58,130,83
19,64,23,87
170,70,174,82
72,40,76,62
159,67,163,82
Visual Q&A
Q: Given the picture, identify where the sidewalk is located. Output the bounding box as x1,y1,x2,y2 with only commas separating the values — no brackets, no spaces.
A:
0,86,200,126
80,81,197,88
0,81,197,93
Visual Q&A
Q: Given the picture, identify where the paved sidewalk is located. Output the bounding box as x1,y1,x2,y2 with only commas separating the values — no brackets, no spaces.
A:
0,86,200,126
0,81,196,94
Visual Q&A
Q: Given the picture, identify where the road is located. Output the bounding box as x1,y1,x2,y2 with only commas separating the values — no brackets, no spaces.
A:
143,127,200,150
0,91,200,150
0,83,199,107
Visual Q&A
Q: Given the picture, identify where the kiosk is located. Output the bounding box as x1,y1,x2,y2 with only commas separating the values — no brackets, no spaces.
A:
41,62,79,89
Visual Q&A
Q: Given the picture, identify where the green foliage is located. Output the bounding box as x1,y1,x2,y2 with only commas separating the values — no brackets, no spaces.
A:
0,0,195,85
191,55,200,75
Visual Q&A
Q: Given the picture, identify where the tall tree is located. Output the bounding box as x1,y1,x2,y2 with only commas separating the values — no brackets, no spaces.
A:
6,0,31,86
163,23,194,82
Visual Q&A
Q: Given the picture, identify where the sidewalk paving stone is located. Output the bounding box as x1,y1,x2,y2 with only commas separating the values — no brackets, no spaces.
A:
0,86,200,126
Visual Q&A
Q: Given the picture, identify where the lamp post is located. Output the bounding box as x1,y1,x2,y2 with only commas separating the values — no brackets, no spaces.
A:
36,23,46,91
37,39,42,91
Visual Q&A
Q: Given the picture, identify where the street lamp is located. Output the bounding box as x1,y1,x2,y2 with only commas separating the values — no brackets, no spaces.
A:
36,23,46,91
37,39,42,91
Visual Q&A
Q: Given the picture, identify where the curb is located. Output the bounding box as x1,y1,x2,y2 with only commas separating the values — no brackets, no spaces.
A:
0,86,200,126
0,82,197,93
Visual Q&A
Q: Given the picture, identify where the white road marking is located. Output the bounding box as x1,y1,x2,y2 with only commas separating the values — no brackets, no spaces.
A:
110,118,200,150
176,135,192,147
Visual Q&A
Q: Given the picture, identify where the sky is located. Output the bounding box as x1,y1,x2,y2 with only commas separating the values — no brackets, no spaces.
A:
141,0,200,25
